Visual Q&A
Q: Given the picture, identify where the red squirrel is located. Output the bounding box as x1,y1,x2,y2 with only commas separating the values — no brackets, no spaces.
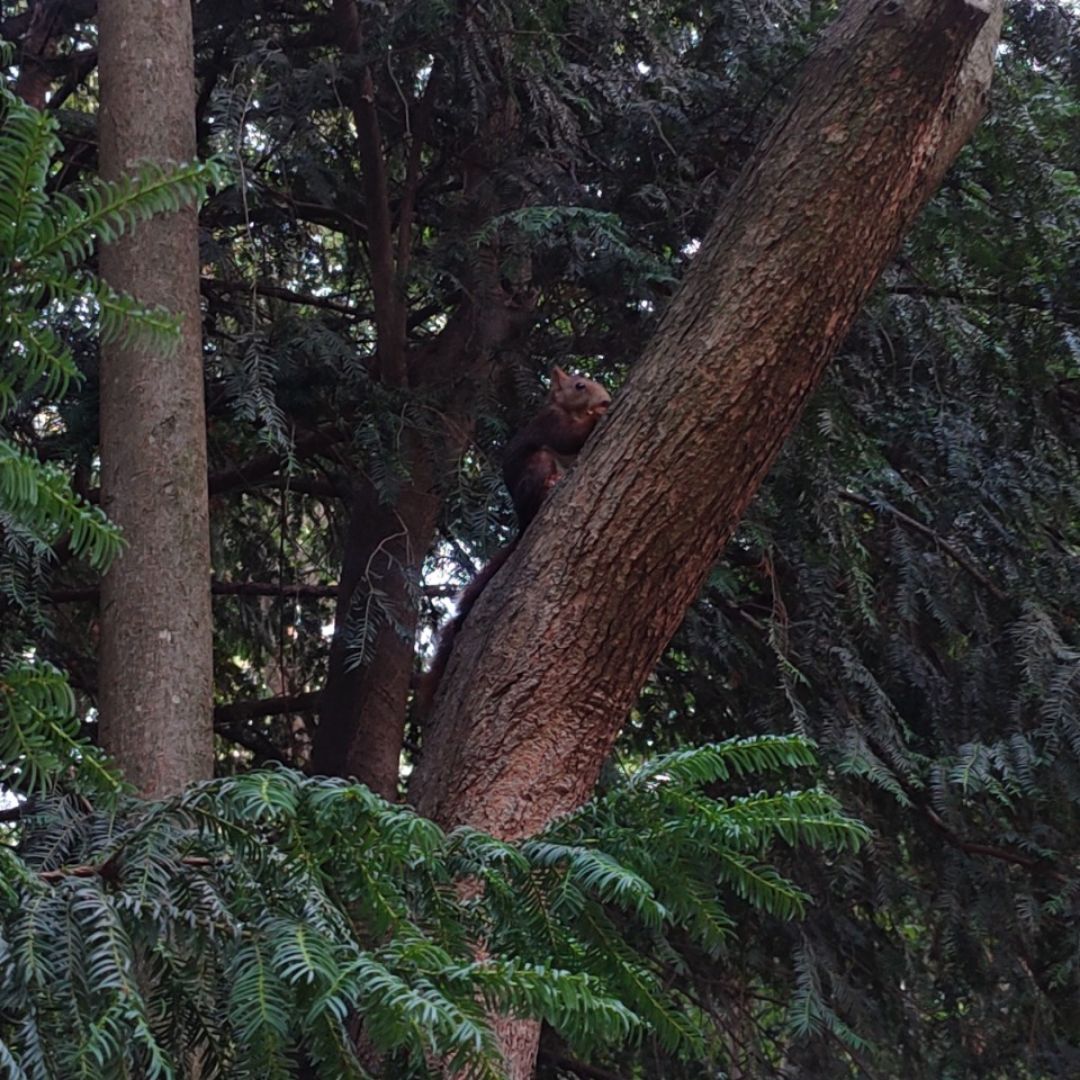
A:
417,366,611,714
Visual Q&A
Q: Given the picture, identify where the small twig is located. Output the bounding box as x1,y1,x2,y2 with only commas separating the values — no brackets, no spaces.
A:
40,855,214,884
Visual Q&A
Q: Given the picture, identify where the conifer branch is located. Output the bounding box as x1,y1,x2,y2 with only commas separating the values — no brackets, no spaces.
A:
838,491,1008,601
214,692,320,726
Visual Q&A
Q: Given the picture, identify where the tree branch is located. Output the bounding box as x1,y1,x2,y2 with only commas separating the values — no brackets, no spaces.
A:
49,581,337,602
216,725,295,766
214,692,321,726
838,490,1008,602
208,427,346,495
889,283,1080,324
50,580,450,603
40,855,213,884
395,60,440,287
212,581,339,599
201,276,365,317
923,808,1042,869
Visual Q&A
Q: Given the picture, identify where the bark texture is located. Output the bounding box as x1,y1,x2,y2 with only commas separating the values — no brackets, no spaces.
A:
97,0,213,795
312,454,437,796
415,0,1001,829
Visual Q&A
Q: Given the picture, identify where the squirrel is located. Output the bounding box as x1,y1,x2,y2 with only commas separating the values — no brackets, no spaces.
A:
417,366,611,715
502,365,613,528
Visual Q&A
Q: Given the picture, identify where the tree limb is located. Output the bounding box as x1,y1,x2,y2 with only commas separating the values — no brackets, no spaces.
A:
208,427,346,495
838,490,1008,602
40,855,213,884
201,276,364,317
334,0,404,385
214,692,320,726
889,283,1080,324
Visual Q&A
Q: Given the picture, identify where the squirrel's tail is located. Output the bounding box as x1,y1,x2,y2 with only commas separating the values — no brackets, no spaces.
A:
415,540,518,717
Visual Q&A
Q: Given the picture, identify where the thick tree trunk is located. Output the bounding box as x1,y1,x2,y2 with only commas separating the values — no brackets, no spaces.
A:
411,0,1003,1072
97,0,213,795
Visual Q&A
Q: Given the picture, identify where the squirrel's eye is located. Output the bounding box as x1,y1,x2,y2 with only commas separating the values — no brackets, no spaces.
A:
575,381,586,390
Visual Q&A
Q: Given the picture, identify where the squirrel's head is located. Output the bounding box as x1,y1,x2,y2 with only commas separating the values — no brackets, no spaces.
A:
550,365,612,418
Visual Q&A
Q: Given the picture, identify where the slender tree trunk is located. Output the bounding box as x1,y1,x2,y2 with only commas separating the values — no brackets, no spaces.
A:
411,0,1003,1073
313,278,536,796
97,0,213,795
312,451,437,798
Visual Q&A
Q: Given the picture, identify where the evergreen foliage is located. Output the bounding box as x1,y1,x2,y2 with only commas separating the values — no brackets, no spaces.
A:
3,0,1080,1076
0,741,863,1078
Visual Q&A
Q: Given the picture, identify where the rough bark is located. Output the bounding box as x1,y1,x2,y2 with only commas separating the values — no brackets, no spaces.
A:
97,0,213,795
411,0,1003,1069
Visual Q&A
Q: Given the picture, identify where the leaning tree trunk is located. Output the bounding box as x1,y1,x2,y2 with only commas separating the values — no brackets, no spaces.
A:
410,0,1003,1075
97,0,213,795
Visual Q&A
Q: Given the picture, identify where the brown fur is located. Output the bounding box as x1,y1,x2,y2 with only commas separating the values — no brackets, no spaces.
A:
502,366,612,528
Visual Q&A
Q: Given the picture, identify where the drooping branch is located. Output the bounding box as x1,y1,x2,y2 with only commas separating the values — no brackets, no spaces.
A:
838,490,1008,601
921,804,1044,871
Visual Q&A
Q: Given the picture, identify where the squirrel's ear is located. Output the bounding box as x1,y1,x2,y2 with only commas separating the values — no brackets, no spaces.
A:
551,365,569,385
